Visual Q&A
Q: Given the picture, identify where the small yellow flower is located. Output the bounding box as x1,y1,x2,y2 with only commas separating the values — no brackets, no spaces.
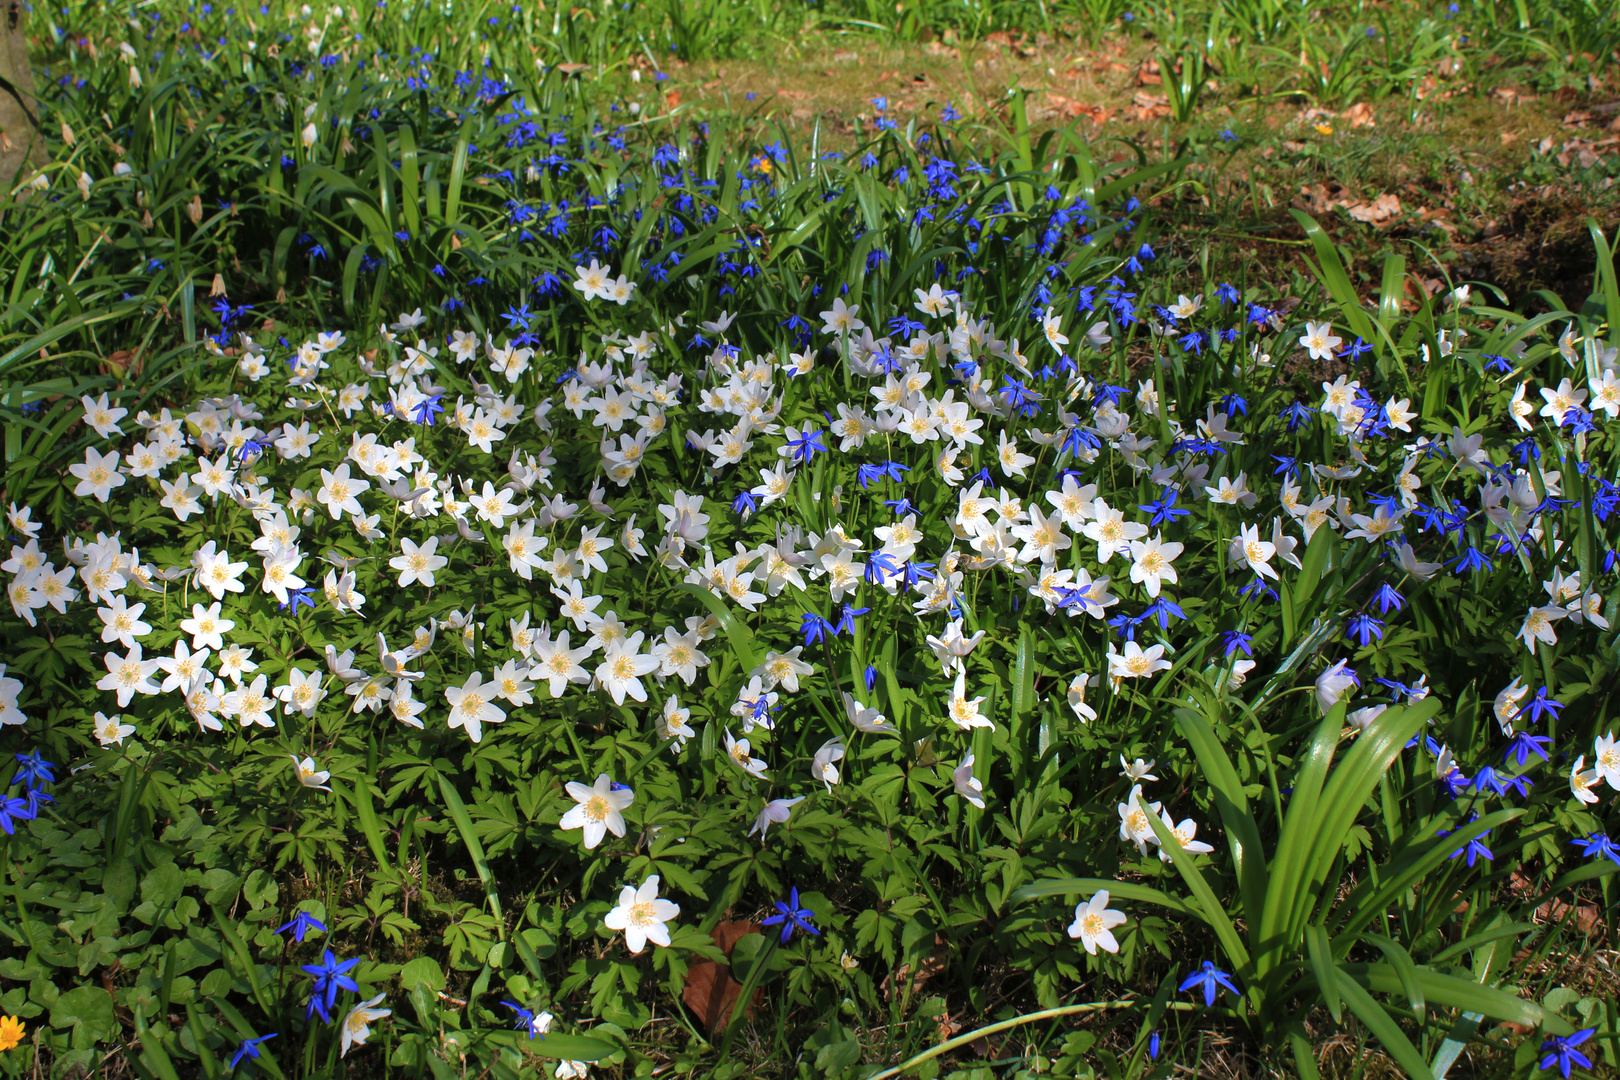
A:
0,1015,25,1052
1313,123,1334,135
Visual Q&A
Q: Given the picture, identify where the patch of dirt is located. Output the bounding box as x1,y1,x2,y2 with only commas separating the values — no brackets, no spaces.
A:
1452,191,1620,309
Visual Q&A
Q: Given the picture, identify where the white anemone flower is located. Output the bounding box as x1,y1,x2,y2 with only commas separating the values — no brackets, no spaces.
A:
1067,890,1127,955
340,994,391,1057
559,774,634,849
603,874,680,952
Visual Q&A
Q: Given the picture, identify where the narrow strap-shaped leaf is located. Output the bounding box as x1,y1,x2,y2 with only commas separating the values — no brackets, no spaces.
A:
335,777,393,873
1256,705,1344,979
210,903,275,1016
672,581,762,672
1173,706,1268,926
1340,964,1572,1033
1336,809,1522,937
435,770,507,939
1145,797,1251,976
1355,935,1426,1022
1010,877,1203,919
1288,699,1438,943
1334,974,1435,1080
1305,925,1342,1023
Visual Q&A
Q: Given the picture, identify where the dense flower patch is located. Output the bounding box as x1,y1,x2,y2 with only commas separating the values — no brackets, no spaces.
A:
5,2,1620,1077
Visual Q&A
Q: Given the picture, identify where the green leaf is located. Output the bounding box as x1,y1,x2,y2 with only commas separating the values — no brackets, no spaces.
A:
1172,706,1267,926
1305,925,1341,1023
436,770,507,939
1144,797,1251,976
49,986,117,1048
1010,877,1202,920
672,582,762,672
401,956,447,992
1334,974,1435,1080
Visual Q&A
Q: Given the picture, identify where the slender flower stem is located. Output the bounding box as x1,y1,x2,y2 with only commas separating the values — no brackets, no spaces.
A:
865,1000,1152,1080
712,934,779,1063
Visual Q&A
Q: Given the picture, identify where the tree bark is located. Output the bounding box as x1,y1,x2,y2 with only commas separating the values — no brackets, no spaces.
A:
0,0,47,193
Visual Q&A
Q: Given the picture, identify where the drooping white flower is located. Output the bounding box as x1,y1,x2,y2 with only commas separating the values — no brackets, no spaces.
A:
952,752,985,808
340,994,391,1058
1571,755,1601,805
290,755,332,792
811,738,845,791
748,796,806,840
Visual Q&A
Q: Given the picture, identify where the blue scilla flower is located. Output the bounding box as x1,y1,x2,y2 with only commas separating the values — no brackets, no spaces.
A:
1538,1029,1595,1078
411,394,445,426
1571,833,1620,866
1178,961,1240,1007
761,887,821,943
502,1000,547,1039
0,793,35,834
1439,818,1493,867
785,427,828,463
11,751,55,787
1139,488,1190,525
228,1034,276,1070
1345,613,1384,647
300,950,361,1022
800,613,836,646
1222,630,1254,657
1469,765,1529,798
276,911,328,942
1503,730,1552,766
1281,402,1315,432
1523,687,1563,724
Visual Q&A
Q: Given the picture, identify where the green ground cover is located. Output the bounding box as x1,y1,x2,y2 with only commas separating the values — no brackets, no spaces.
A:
1,0,1619,1078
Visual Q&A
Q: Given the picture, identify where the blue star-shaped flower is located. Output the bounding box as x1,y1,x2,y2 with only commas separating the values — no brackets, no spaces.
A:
276,911,328,943
228,1033,277,1070
761,887,821,943
1178,961,1240,1007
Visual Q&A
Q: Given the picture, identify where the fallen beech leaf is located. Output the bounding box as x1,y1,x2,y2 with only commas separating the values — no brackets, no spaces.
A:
1346,192,1401,225
1340,102,1375,128
681,921,762,1034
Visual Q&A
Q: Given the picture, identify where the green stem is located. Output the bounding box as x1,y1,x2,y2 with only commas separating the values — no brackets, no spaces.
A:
713,934,780,1063
865,999,1149,1080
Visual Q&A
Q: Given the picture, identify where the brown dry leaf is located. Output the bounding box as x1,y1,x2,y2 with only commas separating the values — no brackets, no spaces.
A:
1340,101,1375,128
1129,92,1170,121
1346,192,1401,225
776,89,810,101
681,922,762,1034
1492,86,1531,106
881,935,951,1000
1044,93,1113,123
923,41,960,59
1135,59,1162,86
1499,131,1519,144
104,349,139,376
665,90,682,107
